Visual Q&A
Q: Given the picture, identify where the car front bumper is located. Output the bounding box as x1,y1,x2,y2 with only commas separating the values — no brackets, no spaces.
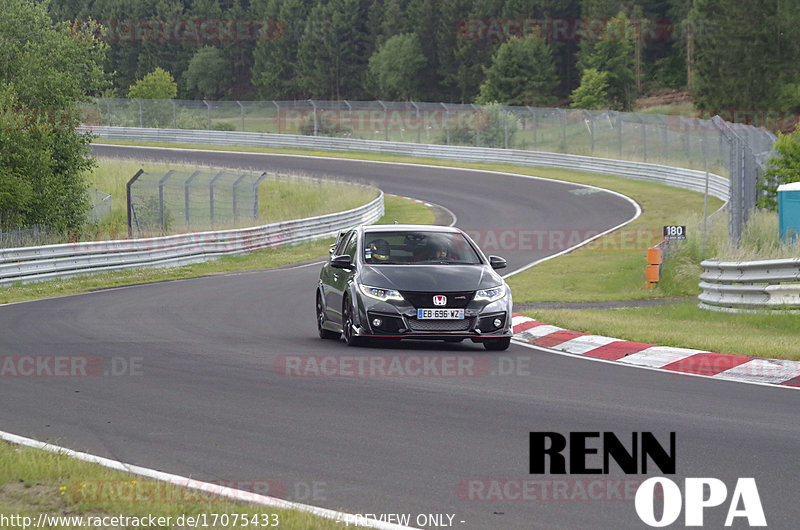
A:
352,295,513,341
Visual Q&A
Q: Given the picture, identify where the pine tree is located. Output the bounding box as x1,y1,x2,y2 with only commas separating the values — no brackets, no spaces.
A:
477,38,559,106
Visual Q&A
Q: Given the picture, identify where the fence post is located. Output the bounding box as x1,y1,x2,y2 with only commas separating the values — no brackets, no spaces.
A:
203,100,211,128
126,169,144,238
309,99,318,136
209,170,225,224
411,101,421,143
184,170,201,226
252,172,269,220
232,173,250,221
158,170,176,231
273,101,281,134
378,100,388,141
237,100,245,132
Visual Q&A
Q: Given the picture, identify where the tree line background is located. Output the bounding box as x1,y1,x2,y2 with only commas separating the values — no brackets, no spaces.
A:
47,0,800,117
2,0,799,234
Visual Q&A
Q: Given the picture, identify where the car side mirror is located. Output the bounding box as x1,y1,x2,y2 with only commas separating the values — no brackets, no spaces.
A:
489,255,507,270
331,255,353,269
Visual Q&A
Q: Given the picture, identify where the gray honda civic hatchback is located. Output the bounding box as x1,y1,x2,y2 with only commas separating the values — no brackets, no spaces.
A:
316,224,513,350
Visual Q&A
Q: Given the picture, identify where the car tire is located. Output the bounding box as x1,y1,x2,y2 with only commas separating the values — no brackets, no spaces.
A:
342,296,365,347
484,337,511,351
317,292,340,340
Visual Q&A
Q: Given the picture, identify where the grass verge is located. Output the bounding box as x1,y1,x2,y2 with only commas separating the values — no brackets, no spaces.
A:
0,440,347,529
0,194,432,306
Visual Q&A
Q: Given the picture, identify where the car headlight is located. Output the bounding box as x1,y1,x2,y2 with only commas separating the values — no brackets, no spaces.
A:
475,285,506,303
359,284,404,302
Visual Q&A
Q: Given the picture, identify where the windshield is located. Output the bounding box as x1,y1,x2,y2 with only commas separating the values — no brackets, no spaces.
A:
363,231,482,265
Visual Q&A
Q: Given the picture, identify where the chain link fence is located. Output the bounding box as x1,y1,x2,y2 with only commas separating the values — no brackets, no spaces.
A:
126,169,269,236
82,98,778,243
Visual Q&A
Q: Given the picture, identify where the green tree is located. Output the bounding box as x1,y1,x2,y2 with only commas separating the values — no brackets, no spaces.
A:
128,67,178,99
0,0,107,233
757,130,800,210
128,68,178,128
251,0,311,99
690,0,788,122
477,38,558,106
368,33,426,100
296,0,368,99
183,46,230,99
580,12,635,110
570,68,609,110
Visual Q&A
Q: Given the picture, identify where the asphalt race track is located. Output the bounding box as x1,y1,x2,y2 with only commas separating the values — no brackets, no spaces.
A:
0,145,797,529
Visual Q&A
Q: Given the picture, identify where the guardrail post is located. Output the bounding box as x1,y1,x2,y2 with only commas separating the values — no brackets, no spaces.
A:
126,169,144,238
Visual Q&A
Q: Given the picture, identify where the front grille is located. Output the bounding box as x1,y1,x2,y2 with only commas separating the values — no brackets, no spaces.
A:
400,291,474,309
407,318,473,332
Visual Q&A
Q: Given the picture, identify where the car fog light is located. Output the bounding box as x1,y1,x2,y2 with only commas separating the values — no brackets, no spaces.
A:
372,318,382,327
493,318,502,328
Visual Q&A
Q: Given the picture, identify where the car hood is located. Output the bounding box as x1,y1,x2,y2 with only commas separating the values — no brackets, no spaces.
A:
359,264,501,292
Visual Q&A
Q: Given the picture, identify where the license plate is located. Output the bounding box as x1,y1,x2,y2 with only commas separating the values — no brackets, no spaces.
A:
417,308,464,320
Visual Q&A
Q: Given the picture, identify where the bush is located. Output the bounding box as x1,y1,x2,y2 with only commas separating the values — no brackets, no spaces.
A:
299,114,352,137
438,104,520,149
211,121,236,131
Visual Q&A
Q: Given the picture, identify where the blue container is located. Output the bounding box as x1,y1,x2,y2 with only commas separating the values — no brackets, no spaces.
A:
777,182,800,241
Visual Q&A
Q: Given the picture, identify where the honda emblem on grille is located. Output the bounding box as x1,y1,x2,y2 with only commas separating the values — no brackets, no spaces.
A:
433,295,447,306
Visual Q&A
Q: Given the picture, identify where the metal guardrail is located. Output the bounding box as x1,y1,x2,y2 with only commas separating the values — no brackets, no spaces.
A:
83,126,731,203
699,258,800,312
0,192,383,285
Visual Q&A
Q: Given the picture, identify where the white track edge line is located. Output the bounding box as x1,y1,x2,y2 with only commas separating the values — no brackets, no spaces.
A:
0,430,418,530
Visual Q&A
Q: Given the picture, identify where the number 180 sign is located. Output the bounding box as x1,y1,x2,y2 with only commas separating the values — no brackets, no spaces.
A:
663,225,686,240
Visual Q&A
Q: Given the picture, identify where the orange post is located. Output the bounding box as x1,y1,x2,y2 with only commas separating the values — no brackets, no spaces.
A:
646,247,663,287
